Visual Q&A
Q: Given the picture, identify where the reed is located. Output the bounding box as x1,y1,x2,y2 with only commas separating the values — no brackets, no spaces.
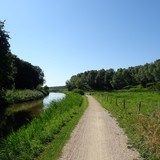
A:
6,89,47,104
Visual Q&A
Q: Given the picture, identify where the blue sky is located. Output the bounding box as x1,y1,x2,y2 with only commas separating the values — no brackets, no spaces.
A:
1,0,160,86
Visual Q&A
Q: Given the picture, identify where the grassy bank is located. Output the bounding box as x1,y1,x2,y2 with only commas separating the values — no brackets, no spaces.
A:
0,92,87,160
6,89,49,104
37,94,88,160
93,91,160,160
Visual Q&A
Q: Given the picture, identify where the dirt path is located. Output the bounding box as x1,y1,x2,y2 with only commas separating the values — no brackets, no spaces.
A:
59,95,141,160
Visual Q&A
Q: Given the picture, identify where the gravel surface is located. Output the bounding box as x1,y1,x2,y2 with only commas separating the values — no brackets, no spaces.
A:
59,95,141,160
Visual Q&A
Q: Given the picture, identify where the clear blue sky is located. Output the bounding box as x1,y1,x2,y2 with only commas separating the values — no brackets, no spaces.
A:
1,0,160,86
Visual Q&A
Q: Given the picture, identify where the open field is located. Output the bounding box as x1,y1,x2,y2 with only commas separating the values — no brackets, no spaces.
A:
93,91,160,160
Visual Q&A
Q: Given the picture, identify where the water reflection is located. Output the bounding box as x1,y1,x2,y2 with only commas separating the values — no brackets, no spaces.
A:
0,111,33,138
6,99,43,116
0,92,65,138
43,92,65,109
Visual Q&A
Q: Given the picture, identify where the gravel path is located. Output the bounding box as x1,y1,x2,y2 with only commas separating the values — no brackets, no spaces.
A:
59,95,141,160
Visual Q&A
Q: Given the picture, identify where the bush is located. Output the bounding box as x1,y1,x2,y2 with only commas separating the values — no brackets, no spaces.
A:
122,85,133,89
155,82,160,91
145,82,160,91
73,89,84,95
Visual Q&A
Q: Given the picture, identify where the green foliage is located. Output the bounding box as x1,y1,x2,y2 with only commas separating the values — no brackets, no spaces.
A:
43,85,49,91
0,93,86,160
104,68,114,90
13,55,45,89
87,70,97,89
66,59,160,91
0,20,16,90
95,69,106,90
93,91,160,159
6,89,46,104
154,82,160,91
145,82,160,91
73,89,84,95
0,20,45,110
36,85,49,96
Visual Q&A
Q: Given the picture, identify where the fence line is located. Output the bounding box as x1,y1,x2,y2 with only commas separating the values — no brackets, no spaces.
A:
101,94,160,113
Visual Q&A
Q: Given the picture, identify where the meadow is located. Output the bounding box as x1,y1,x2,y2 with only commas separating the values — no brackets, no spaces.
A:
0,92,87,160
93,91,160,160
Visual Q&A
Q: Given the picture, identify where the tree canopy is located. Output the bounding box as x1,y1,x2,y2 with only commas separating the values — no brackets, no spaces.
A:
66,59,160,91
0,21,16,90
13,55,45,89
0,20,45,91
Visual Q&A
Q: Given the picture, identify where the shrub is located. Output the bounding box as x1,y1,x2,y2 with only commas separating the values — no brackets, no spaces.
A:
73,89,84,95
155,82,160,91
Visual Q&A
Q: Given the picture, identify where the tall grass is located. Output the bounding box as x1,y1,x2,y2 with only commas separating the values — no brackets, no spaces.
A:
0,92,86,160
93,91,160,160
6,89,48,104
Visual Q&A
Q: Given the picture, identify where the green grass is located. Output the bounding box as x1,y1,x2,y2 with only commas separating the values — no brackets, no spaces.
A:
6,89,48,104
93,91,160,160
37,95,88,160
0,92,87,160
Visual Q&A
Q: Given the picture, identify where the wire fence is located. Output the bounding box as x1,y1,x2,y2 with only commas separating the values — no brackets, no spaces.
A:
97,94,160,114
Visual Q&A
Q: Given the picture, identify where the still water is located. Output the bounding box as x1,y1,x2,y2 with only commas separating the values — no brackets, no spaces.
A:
0,92,65,138
7,92,66,115
43,92,66,109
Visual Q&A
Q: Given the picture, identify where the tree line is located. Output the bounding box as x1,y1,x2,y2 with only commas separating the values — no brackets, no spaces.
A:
66,59,160,91
0,21,45,105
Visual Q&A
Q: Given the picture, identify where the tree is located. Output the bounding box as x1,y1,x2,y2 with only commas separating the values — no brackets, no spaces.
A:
111,68,131,89
95,69,105,90
128,66,139,86
0,21,16,108
87,70,97,89
66,59,160,91
0,21,16,90
104,69,115,90
154,59,160,82
66,75,77,91
137,65,148,87
76,72,89,90
13,55,45,89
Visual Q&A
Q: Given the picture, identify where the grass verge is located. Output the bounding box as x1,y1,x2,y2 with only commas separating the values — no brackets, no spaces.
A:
93,91,160,160
37,95,88,160
0,92,88,160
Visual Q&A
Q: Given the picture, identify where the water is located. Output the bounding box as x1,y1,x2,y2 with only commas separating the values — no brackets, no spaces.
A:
0,92,65,138
43,92,65,109
6,92,65,115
